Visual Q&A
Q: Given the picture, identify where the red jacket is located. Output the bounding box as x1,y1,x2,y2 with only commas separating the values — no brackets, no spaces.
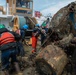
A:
0,32,16,46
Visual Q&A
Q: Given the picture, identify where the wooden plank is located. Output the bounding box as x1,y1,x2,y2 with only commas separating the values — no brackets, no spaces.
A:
15,13,32,17
13,0,16,14
16,7,32,11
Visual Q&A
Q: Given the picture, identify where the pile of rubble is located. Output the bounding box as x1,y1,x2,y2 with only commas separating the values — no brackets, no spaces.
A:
50,2,76,37
34,1,76,75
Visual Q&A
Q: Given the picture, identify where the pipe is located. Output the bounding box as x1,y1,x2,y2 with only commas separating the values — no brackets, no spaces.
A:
6,3,9,15
6,0,10,15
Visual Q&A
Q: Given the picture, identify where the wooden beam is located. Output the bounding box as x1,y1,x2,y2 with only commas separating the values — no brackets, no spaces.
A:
13,0,16,14
8,0,13,14
15,13,32,17
16,7,32,11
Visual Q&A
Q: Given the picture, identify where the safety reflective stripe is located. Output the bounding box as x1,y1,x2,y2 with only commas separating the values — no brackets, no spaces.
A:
0,32,16,45
0,37,15,45
0,37,14,42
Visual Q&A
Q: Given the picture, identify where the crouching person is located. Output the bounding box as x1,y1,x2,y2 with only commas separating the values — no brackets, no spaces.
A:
0,24,23,75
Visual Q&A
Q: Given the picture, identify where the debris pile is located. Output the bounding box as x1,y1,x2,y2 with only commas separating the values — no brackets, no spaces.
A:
34,1,76,75
50,2,76,37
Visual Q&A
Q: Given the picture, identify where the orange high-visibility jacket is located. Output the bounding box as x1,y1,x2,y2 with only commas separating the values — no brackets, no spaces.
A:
32,36,37,49
0,32,16,46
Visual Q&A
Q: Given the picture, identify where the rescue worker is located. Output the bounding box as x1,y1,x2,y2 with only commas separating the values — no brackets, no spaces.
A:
15,25,29,57
41,22,48,47
0,24,22,75
32,24,41,53
20,24,29,42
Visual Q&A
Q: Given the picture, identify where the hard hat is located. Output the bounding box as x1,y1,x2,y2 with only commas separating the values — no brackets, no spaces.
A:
22,24,29,30
36,24,39,27
42,22,46,27
0,24,5,29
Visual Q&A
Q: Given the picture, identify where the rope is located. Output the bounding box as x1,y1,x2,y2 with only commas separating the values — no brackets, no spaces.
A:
28,17,36,25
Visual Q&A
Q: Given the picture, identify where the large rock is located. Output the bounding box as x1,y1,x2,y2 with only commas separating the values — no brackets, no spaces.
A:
50,2,76,37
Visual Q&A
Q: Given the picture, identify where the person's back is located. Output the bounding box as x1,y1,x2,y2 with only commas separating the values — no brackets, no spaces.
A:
0,31,15,46
0,24,22,75
32,24,41,53
20,24,29,42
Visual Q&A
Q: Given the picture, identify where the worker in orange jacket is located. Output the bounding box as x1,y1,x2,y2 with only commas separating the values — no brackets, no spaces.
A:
0,24,22,75
32,24,41,53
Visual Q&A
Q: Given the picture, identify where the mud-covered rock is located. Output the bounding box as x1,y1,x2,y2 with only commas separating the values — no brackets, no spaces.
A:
35,45,68,75
50,2,76,37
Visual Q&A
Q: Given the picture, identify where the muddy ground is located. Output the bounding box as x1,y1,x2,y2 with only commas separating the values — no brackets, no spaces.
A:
0,39,73,75
21,40,41,75
0,39,41,75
